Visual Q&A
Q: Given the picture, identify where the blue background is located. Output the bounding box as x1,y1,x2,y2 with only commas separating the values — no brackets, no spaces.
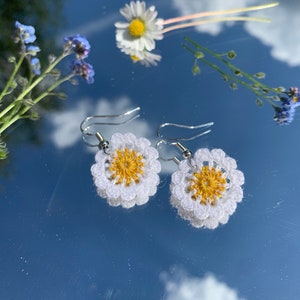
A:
1,0,300,299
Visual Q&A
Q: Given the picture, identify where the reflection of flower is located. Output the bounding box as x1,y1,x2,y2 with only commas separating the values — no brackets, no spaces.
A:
184,37,300,125
121,47,162,67
170,148,244,229
115,1,279,66
274,87,300,125
91,133,161,208
115,1,164,52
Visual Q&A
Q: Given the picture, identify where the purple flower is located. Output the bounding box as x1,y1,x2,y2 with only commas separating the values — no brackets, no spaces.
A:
273,106,295,125
274,86,300,125
30,57,41,76
71,60,95,84
15,21,36,44
64,34,91,59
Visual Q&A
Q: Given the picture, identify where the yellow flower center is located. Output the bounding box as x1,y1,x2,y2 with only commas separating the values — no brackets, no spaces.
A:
188,166,227,206
292,96,299,103
129,18,146,37
109,148,144,186
130,55,141,62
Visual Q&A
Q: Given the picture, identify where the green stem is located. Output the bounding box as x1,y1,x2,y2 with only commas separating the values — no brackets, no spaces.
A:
205,57,276,106
0,52,26,102
216,55,277,94
0,52,69,122
14,52,68,103
184,36,279,95
0,74,74,135
0,100,20,120
31,74,73,107
183,43,277,107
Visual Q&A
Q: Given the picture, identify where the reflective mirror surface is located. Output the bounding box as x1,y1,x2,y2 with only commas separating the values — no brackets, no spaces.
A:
1,0,300,299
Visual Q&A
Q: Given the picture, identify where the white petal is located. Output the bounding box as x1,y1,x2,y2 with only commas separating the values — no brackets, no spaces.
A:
211,148,226,161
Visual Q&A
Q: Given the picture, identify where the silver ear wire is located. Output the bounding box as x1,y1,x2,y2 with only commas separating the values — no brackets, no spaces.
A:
156,121,214,164
80,107,141,153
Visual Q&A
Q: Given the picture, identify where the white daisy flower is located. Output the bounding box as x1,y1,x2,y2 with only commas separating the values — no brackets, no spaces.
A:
170,148,244,229
91,132,161,208
115,1,164,52
120,47,161,67
137,51,161,67
115,1,278,66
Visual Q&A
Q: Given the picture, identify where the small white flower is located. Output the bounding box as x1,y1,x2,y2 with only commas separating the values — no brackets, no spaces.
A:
115,1,164,52
120,47,162,67
170,148,244,229
91,132,161,208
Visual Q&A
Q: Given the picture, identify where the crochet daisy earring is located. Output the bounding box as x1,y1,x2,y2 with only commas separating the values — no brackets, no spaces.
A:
157,122,245,229
80,107,161,208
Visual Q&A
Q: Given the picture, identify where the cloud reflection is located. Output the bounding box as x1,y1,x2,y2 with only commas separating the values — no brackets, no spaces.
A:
48,96,152,150
244,1,300,67
172,0,300,66
161,268,245,300
58,13,118,41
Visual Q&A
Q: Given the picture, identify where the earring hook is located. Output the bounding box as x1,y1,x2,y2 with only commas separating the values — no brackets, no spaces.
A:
80,107,141,152
156,121,213,164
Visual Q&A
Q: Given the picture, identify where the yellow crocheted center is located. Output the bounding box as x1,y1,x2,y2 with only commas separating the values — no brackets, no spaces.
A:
109,148,144,186
129,19,145,37
188,165,226,205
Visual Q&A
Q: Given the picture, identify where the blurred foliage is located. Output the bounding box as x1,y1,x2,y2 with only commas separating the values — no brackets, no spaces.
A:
0,0,65,174
0,0,64,86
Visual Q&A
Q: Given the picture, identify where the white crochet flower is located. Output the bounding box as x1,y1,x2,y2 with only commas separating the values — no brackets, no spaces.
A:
170,148,244,229
91,132,161,208
115,1,164,52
